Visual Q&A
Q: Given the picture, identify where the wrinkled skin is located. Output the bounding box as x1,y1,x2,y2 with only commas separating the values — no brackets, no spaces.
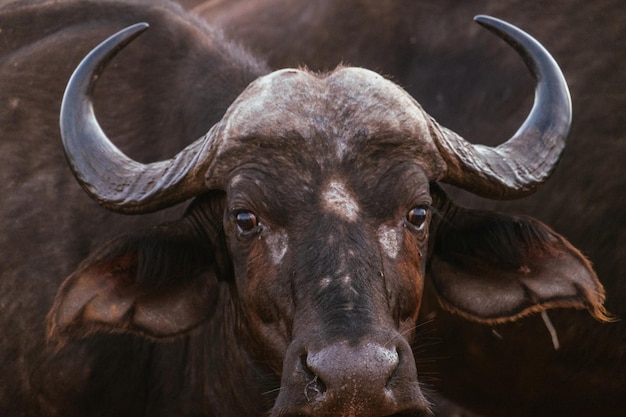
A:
195,1,626,416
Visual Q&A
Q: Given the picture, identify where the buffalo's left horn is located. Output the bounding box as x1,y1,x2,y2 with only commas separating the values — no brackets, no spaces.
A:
433,15,572,199
60,23,217,214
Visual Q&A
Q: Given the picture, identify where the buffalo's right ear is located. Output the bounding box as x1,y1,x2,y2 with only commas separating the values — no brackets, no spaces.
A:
47,215,223,345
427,186,611,324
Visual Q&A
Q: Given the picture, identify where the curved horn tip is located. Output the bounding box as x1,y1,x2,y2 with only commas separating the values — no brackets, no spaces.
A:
124,22,150,38
87,23,151,65
472,15,530,45
62,22,150,102
473,14,502,26
89,22,150,67
473,15,521,34
113,22,150,40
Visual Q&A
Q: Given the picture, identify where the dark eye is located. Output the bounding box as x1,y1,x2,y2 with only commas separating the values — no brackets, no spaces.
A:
406,207,428,230
235,211,259,234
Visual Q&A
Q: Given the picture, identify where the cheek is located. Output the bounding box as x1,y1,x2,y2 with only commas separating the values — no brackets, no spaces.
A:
246,231,292,319
393,232,428,335
240,243,294,365
396,261,424,315
245,243,284,320
396,270,424,340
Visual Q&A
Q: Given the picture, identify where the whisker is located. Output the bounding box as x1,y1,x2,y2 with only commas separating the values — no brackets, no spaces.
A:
261,386,283,396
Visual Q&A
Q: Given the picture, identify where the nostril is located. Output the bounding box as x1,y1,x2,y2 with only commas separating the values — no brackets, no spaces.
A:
299,353,327,400
304,374,327,401
299,353,312,376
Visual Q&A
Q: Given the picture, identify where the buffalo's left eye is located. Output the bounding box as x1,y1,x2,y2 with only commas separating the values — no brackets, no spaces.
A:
406,207,428,230
235,211,259,234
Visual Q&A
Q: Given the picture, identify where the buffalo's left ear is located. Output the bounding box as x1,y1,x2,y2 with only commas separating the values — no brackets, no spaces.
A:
428,192,611,324
47,218,222,345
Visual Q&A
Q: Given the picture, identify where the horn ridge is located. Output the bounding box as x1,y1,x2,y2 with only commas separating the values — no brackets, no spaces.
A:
435,15,572,199
60,23,214,214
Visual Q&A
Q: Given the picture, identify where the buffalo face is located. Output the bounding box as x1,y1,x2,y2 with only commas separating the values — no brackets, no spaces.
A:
48,18,608,417
223,163,434,416
211,68,439,415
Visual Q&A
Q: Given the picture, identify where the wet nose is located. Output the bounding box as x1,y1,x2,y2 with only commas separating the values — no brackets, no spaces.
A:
304,341,400,399
272,337,430,416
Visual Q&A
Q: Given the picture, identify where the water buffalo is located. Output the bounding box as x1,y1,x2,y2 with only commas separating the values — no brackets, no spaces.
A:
54,13,609,417
194,1,626,416
0,2,613,417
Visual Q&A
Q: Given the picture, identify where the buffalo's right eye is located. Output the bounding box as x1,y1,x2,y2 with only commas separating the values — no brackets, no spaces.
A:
406,207,428,231
235,211,259,234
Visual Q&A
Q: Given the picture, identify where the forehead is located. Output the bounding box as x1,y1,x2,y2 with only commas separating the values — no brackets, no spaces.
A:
208,68,446,186
223,68,423,134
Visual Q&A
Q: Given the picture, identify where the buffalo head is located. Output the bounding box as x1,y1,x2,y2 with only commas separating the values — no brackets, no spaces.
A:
47,17,608,417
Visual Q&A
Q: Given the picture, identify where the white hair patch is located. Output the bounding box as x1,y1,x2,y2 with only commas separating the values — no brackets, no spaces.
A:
378,225,401,259
265,230,289,265
321,180,360,222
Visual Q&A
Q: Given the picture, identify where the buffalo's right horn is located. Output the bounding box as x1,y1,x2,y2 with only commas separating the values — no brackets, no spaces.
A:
433,15,572,199
60,23,219,214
